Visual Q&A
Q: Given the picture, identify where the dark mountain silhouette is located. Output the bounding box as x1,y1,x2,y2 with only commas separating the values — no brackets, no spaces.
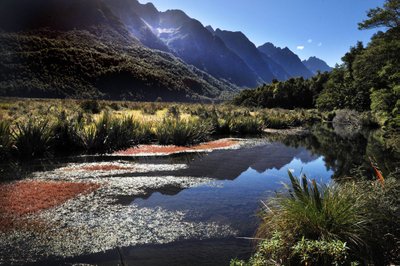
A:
0,0,237,101
302,56,332,74
214,29,276,83
0,0,330,101
258,42,313,79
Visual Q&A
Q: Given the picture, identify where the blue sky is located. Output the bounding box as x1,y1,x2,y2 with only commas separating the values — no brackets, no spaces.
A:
139,0,385,66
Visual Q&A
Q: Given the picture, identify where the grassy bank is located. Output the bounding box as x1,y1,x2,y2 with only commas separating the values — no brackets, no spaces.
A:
0,98,391,162
0,98,325,161
232,171,400,266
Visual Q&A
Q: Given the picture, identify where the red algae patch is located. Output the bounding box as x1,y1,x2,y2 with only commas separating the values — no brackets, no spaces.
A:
0,181,100,217
115,139,239,156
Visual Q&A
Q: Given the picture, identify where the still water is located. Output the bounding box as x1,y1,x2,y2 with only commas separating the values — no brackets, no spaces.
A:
0,126,398,265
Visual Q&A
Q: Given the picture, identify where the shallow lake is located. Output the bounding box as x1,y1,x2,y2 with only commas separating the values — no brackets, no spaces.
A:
0,125,398,265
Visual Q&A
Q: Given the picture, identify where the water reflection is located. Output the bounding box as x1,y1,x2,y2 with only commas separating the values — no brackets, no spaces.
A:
133,154,333,236
265,125,399,180
1,125,399,266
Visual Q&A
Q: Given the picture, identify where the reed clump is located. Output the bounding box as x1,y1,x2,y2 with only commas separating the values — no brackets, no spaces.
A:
232,172,400,265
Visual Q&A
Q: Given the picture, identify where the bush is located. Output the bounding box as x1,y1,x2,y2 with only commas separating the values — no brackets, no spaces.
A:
237,172,400,265
0,121,12,159
12,119,53,160
78,112,141,154
52,112,83,153
229,116,263,135
80,100,101,114
155,118,212,146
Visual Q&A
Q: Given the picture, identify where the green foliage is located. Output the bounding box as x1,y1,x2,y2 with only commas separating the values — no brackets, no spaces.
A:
0,29,235,102
291,238,349,265
52,112,82,153
0,121,12,159
229,116,263,135
261,109,319,129
166,105,181,119
358,0,400,30
12,119,53,160
78,112,142,154
80,100,101,114
233,75,327,109
239,172,400,265
155,118,212,146
233,0,400,129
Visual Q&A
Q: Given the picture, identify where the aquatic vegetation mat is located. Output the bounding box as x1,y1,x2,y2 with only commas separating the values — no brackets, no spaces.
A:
0,162,236,264
0,180,100,217
114,139,241,156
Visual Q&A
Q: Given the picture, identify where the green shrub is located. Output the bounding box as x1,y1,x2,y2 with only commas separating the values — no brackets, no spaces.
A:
0,121,12,159
264,116,293,129
229,116,263,135
232,233,351,266
52,112,83,153
291,237,349,265
258,173,367,258
78,112,141,154
12,119,53,160
240,172,400,265
166,105,180,119
155,118,212,146
262,109,317,129
80,100,101,114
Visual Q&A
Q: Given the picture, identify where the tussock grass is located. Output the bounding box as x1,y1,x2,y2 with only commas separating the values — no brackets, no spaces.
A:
79,112,148,154
228,116,263,135
155,118,212,146
0,121,12,159
233,172,400,265
12,119,53,160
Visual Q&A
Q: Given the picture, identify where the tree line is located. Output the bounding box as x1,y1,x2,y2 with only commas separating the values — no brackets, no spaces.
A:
233,0,400,128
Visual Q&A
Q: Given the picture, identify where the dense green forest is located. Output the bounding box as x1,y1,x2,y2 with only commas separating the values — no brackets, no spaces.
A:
233,0,400,129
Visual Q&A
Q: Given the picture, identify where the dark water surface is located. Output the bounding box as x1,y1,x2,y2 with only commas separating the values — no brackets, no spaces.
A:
2,126,399,266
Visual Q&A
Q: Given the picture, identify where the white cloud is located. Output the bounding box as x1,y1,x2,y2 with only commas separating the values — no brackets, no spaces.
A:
318,42,322,47
297,45,305,50
307,39,313,43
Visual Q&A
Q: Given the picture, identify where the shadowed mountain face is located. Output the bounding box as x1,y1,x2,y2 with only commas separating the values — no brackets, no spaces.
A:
214,29,275,83
105,1,261,87
103,0,318,86
302,56,332,74
0,0,328,101
0,0,238,101
258,42,313,79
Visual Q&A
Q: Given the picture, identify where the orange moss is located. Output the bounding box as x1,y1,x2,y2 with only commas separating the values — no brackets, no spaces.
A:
0,217,50,232
0,181,100,217
115,139,238,155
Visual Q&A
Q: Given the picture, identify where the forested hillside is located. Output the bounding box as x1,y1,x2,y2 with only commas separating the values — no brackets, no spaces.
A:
0,0,237,102
234,0,400,128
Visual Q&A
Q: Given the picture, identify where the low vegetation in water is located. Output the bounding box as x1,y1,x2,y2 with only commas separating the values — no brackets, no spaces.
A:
231,172,400,265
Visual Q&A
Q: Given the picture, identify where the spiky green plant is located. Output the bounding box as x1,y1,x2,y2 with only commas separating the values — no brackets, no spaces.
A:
0,121,12,159
155,118,212,146
12,119,53,160
78,112,142,153
255,172,369,264
52,112,83,153
229,116,263,135
259,172,367,244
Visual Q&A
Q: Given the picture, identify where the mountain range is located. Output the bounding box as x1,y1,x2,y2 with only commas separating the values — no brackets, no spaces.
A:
0,0,331,101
